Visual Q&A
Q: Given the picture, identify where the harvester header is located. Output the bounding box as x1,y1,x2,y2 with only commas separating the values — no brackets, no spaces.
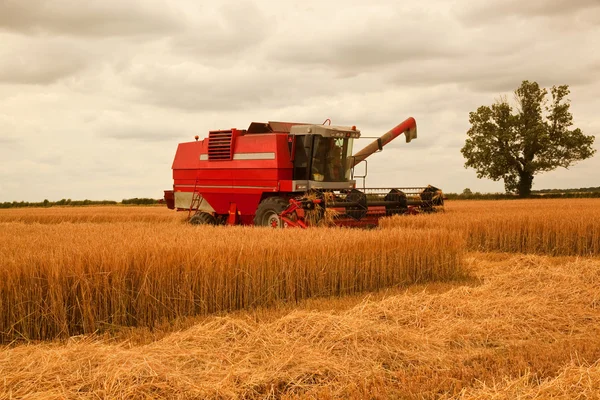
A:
164,117,443,227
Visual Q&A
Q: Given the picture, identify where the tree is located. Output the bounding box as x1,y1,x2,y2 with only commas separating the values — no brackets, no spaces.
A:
462,188,473,196
461,81,596,197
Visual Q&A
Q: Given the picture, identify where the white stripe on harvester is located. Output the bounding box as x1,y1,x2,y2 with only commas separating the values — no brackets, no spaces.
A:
233,152,275,160
198,152,276,161
175,184,277,190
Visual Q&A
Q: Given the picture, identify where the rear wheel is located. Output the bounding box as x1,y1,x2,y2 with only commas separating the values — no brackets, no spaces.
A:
189,212,217,225
254,197,289,227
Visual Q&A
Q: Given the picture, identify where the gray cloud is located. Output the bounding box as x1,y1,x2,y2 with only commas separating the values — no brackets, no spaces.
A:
125,63,263,111
90,110,197,143
462,0,600,22
169,2,271,60
0,34,88,84
270,9,465,73
0,53,85,85
0,136,19,145
124,62,360,112
0,114,24,146
37,154,63,166
0,0,182,37
102,126,190,143
0,0,598,201
387,54,599,93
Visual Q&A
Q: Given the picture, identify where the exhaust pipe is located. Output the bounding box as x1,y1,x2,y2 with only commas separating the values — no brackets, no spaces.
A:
351,117,417,167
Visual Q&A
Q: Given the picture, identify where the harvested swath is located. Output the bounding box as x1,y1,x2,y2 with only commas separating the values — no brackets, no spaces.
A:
0,222,465,342
380,199,600,256
1,254,599,399
453,363,600,399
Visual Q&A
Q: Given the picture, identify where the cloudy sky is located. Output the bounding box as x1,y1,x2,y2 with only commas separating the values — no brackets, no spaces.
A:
0,0,598,202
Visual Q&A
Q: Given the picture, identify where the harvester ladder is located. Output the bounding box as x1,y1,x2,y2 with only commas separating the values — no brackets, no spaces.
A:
188,178,202,220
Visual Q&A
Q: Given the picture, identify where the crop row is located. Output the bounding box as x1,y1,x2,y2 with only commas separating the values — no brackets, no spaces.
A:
0,222,465,342
381,199,600,256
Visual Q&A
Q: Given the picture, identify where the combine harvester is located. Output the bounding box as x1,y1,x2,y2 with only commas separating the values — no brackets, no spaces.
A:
164,118,443,227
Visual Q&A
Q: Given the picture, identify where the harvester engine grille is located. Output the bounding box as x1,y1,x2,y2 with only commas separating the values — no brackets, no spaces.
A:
208,130,233,160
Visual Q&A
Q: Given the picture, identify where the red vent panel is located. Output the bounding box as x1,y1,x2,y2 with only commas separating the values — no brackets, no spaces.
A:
207,130,233,160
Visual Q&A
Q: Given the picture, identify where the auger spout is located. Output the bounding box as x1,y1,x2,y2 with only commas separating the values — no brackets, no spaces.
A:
351,117,417,167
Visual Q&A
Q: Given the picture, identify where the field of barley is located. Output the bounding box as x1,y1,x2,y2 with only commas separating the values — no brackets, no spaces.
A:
1,199,599,399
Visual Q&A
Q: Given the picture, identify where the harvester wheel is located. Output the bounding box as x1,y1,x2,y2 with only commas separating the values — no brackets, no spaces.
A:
254,197,289,227
189,212,217,225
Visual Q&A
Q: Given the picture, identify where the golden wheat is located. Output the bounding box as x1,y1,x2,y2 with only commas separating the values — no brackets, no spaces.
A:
1,202,600,398
0,205,183,224
380,199,600,256
0,220,464,342
1,253,599,399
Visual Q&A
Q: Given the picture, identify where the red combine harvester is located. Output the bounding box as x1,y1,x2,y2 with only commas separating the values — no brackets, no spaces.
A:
164,117,443,227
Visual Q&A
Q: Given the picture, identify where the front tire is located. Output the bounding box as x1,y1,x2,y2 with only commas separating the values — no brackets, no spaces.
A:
254,197,289,227
189,212,217,225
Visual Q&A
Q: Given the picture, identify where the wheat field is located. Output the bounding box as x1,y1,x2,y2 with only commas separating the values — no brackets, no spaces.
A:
381,198,600,256
0,217,464,342
1,200,599,399
0,205,183,224
1,253,599,399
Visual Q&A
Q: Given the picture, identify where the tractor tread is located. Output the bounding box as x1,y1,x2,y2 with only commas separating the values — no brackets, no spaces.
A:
189,212,217,225
254,197,289,227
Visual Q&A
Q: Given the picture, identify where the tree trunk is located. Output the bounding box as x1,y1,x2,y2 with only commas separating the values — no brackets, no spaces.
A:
517,172,533,197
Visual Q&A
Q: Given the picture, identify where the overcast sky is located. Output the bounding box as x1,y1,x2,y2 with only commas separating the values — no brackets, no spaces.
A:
0,0,599,202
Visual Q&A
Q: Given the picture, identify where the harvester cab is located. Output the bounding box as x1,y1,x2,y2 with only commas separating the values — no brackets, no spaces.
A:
288,124,360,189
164,117,444,228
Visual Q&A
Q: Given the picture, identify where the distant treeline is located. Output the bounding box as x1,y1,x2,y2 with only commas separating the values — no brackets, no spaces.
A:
533,186,600,193
446,187,600,200
0,198,160,209
2,188,599,208
121,198,160,205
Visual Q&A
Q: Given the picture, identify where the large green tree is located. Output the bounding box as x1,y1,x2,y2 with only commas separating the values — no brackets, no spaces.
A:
461,81,596,197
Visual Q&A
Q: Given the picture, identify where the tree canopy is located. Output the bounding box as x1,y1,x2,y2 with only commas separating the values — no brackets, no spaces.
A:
461,81,596,197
